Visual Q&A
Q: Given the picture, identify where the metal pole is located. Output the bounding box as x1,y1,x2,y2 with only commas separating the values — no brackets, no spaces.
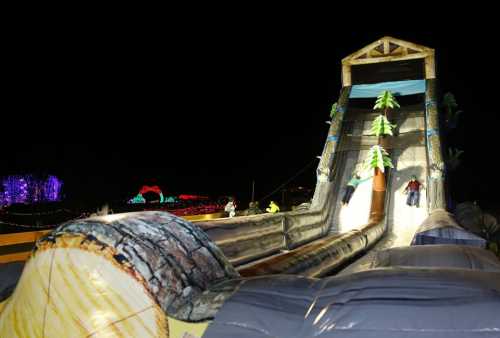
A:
251,180,255,202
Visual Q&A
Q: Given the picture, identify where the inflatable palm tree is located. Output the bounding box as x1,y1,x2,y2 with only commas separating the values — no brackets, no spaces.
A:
446,148,464,171
329,102,338,119
374,90,400,117
370,114,396,137
365,145,394,191
442,92,462,130
367,90,398,191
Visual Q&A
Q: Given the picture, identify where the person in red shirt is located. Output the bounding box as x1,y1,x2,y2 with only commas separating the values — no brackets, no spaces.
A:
404,175,423,207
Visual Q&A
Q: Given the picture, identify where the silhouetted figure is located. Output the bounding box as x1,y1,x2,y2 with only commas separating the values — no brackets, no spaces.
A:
266,201,280,213
244,201,262,215
224,198,236,217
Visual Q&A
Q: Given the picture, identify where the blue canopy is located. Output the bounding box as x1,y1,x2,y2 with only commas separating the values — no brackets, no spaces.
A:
350,79,426,98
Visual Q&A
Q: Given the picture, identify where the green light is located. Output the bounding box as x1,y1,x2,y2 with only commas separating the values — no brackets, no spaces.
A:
130,193,146,204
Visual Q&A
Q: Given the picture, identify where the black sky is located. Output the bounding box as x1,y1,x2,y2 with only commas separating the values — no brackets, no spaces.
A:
2,28,499,208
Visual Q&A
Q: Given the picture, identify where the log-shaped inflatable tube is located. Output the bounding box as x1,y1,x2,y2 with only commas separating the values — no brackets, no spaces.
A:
0,211,239,337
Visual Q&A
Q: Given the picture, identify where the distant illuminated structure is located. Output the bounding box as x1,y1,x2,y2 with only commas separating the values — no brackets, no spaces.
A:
0,175,63,206
44,175,63,202
129,185,165,204
127,186,208,204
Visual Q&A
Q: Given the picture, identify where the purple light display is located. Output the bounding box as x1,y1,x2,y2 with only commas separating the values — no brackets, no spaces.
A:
44,176,63,202
0,175,63,206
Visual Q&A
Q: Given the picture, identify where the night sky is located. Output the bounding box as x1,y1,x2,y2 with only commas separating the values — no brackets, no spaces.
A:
3,29,499,209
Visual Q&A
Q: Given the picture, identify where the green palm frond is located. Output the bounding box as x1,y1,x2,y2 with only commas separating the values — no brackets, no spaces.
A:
448,148,464,158
442,92,458,110
373,90,400,110
370,115,396,137
442,92,463,130
330,102,338,119
446,148,464,170
364,145,394,173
